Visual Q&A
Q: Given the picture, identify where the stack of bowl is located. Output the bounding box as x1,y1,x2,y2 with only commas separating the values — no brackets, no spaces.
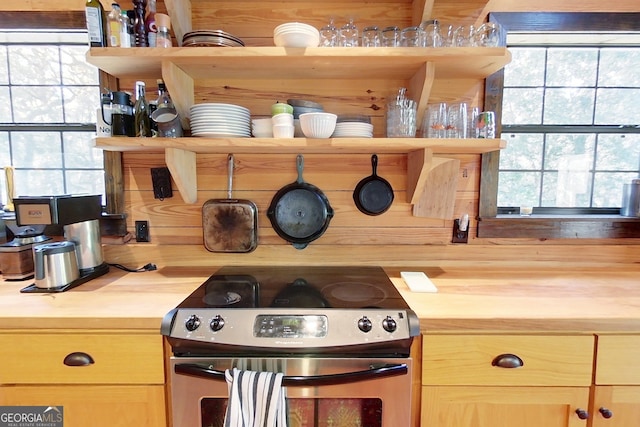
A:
288,99,324,137
273,22,320,47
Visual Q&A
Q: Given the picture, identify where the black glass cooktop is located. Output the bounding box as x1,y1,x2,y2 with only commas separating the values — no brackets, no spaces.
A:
176,266,409,310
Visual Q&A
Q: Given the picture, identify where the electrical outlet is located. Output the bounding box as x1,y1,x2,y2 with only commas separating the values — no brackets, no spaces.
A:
452,218,469,244
135,220,150,242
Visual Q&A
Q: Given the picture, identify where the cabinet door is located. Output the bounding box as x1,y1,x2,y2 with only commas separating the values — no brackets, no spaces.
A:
591,386,640,427
422,386,590,427
0,385,166,427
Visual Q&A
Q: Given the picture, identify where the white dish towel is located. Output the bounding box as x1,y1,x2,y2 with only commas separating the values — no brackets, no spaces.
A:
223,367,288,427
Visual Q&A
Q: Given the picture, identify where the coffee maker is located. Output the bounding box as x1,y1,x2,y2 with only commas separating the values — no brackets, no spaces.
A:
12,194,109,292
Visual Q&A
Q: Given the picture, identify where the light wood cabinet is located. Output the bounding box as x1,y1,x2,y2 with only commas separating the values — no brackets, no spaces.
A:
591,335,640,427
421,334,595,427
0,331,167,427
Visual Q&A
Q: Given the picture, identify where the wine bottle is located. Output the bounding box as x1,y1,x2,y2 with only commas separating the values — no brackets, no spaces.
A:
85,0,108,47
134,81,151,137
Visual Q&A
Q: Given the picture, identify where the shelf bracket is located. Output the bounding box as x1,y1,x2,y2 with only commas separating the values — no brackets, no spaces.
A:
162,60,194,131
409,61,435,132
407,148,460,219
165,147,197,204
163,0,192,46
413,0,434,25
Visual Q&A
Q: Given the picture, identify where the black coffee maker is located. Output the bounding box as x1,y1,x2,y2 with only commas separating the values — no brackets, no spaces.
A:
101,91,135,136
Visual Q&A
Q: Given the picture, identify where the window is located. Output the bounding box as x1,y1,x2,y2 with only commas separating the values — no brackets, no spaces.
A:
0,29,103,206
478,13,640,239
499,33,640,213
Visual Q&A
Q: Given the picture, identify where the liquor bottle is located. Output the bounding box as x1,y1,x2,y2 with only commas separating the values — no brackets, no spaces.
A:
85,0,107,47
119,10,131,48
132,0,148,47
106,3,122,47
134,81,151,137
145,0,158,47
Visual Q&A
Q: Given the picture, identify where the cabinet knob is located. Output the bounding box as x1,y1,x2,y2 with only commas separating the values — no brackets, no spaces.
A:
63,352,95,366
491,353,524,368
575,408,589,420
598,407,613,419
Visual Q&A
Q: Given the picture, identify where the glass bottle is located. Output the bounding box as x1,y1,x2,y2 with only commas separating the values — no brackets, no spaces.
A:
85,0,107,47
156,79,174,109
126,10,136,47
155,13,173,48
145,0,157,47
132,0,148,47
134,81,151,137
107,3,122,47
119,10,131,48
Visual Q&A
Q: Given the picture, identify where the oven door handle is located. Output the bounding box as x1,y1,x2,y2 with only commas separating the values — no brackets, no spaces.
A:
175,363,408,387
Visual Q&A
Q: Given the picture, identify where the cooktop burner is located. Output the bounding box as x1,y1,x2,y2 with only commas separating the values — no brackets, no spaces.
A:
177,266,408,310
161,266,420,357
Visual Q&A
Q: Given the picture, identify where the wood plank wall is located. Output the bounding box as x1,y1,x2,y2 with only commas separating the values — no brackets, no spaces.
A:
4,0,640,268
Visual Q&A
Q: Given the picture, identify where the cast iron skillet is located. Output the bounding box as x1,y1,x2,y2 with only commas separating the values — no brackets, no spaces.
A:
267,154,334,250
353,154,394,215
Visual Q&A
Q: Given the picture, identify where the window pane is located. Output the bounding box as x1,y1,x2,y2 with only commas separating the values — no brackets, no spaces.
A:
0,132,9,166
63,86,100,123
594,88,640,125
63,132,103,168
61,45,98,85
593,172,639,207
546,48,598,86
544,133,596,170
503,47,546,86
502,88,544,125
9,45,60,85
497,171,541,206
66,170,105,200
596,134,640,171
0,86,11,122
0,46,7,84
14,169,64,196
499,133,544,169
12,86,64,123
11,132,62,168
599,48,640,86
543,88,595,124
542,170,592,207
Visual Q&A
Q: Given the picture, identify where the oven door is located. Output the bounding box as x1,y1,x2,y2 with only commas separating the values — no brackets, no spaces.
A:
169,356,413,427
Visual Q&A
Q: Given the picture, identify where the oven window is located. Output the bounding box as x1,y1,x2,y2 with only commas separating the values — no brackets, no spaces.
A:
201,398,383,427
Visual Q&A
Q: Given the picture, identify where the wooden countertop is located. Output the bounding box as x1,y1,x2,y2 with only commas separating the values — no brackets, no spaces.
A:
2,266,640,333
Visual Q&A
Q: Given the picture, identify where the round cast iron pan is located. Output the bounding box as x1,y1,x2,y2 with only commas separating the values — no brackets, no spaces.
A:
353,154,394,215
267,155,334,250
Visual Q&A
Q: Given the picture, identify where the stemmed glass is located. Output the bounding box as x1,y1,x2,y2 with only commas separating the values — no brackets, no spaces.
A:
339,18,359,47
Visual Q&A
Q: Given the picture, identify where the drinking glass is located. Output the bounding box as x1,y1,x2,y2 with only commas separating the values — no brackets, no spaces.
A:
381,26,400,47
446,102,468,138
339,18,359,47
319,18,338,47
476,111,496,138
468,106,480,138
423,103,447,138
400,26,423,47
419,19,442,47
362,25,381,47
453,24,476,47
475,22,503,47
387,99,417,137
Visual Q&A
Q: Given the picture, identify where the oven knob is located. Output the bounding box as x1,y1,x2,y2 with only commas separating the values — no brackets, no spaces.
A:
210,315,225,332
358,316,372,333
382,316,397,333
185,314,201,331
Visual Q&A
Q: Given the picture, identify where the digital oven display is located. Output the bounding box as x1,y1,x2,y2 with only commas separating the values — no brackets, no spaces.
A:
253,315,328,338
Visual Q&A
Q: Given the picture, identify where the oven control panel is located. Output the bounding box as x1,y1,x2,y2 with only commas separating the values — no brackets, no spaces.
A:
162,308,420,349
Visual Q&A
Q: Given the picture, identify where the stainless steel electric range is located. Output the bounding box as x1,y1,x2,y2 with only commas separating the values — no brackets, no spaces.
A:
161,266,420,427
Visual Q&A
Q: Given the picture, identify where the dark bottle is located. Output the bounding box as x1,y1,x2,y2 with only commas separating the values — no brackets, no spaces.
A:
145,0,158,47
134,81,151,137
126,10,136,47
85,0,108,47
132,0,148,47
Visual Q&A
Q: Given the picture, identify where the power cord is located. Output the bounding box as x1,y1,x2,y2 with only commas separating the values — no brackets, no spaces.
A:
108,262,158,273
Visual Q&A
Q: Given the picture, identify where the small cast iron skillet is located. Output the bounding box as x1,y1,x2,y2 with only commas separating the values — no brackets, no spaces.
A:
353,154,394,215
267,154,334,250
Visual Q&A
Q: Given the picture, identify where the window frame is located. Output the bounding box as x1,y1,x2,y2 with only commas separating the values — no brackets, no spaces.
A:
478,12,640,239
0,11,125,230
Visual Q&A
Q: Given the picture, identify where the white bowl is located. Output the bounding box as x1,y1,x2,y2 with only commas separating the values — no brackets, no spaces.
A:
271,112,294,126
251,118,273,137
273,124,295,138
299,112,337,138
274,23,320,47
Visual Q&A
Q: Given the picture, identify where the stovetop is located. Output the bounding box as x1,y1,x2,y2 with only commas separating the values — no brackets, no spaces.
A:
161,266,420,357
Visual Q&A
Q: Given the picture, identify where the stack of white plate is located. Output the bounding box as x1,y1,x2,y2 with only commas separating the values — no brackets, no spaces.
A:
332,122,374,138
273,22,320,47
189,103,251,137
